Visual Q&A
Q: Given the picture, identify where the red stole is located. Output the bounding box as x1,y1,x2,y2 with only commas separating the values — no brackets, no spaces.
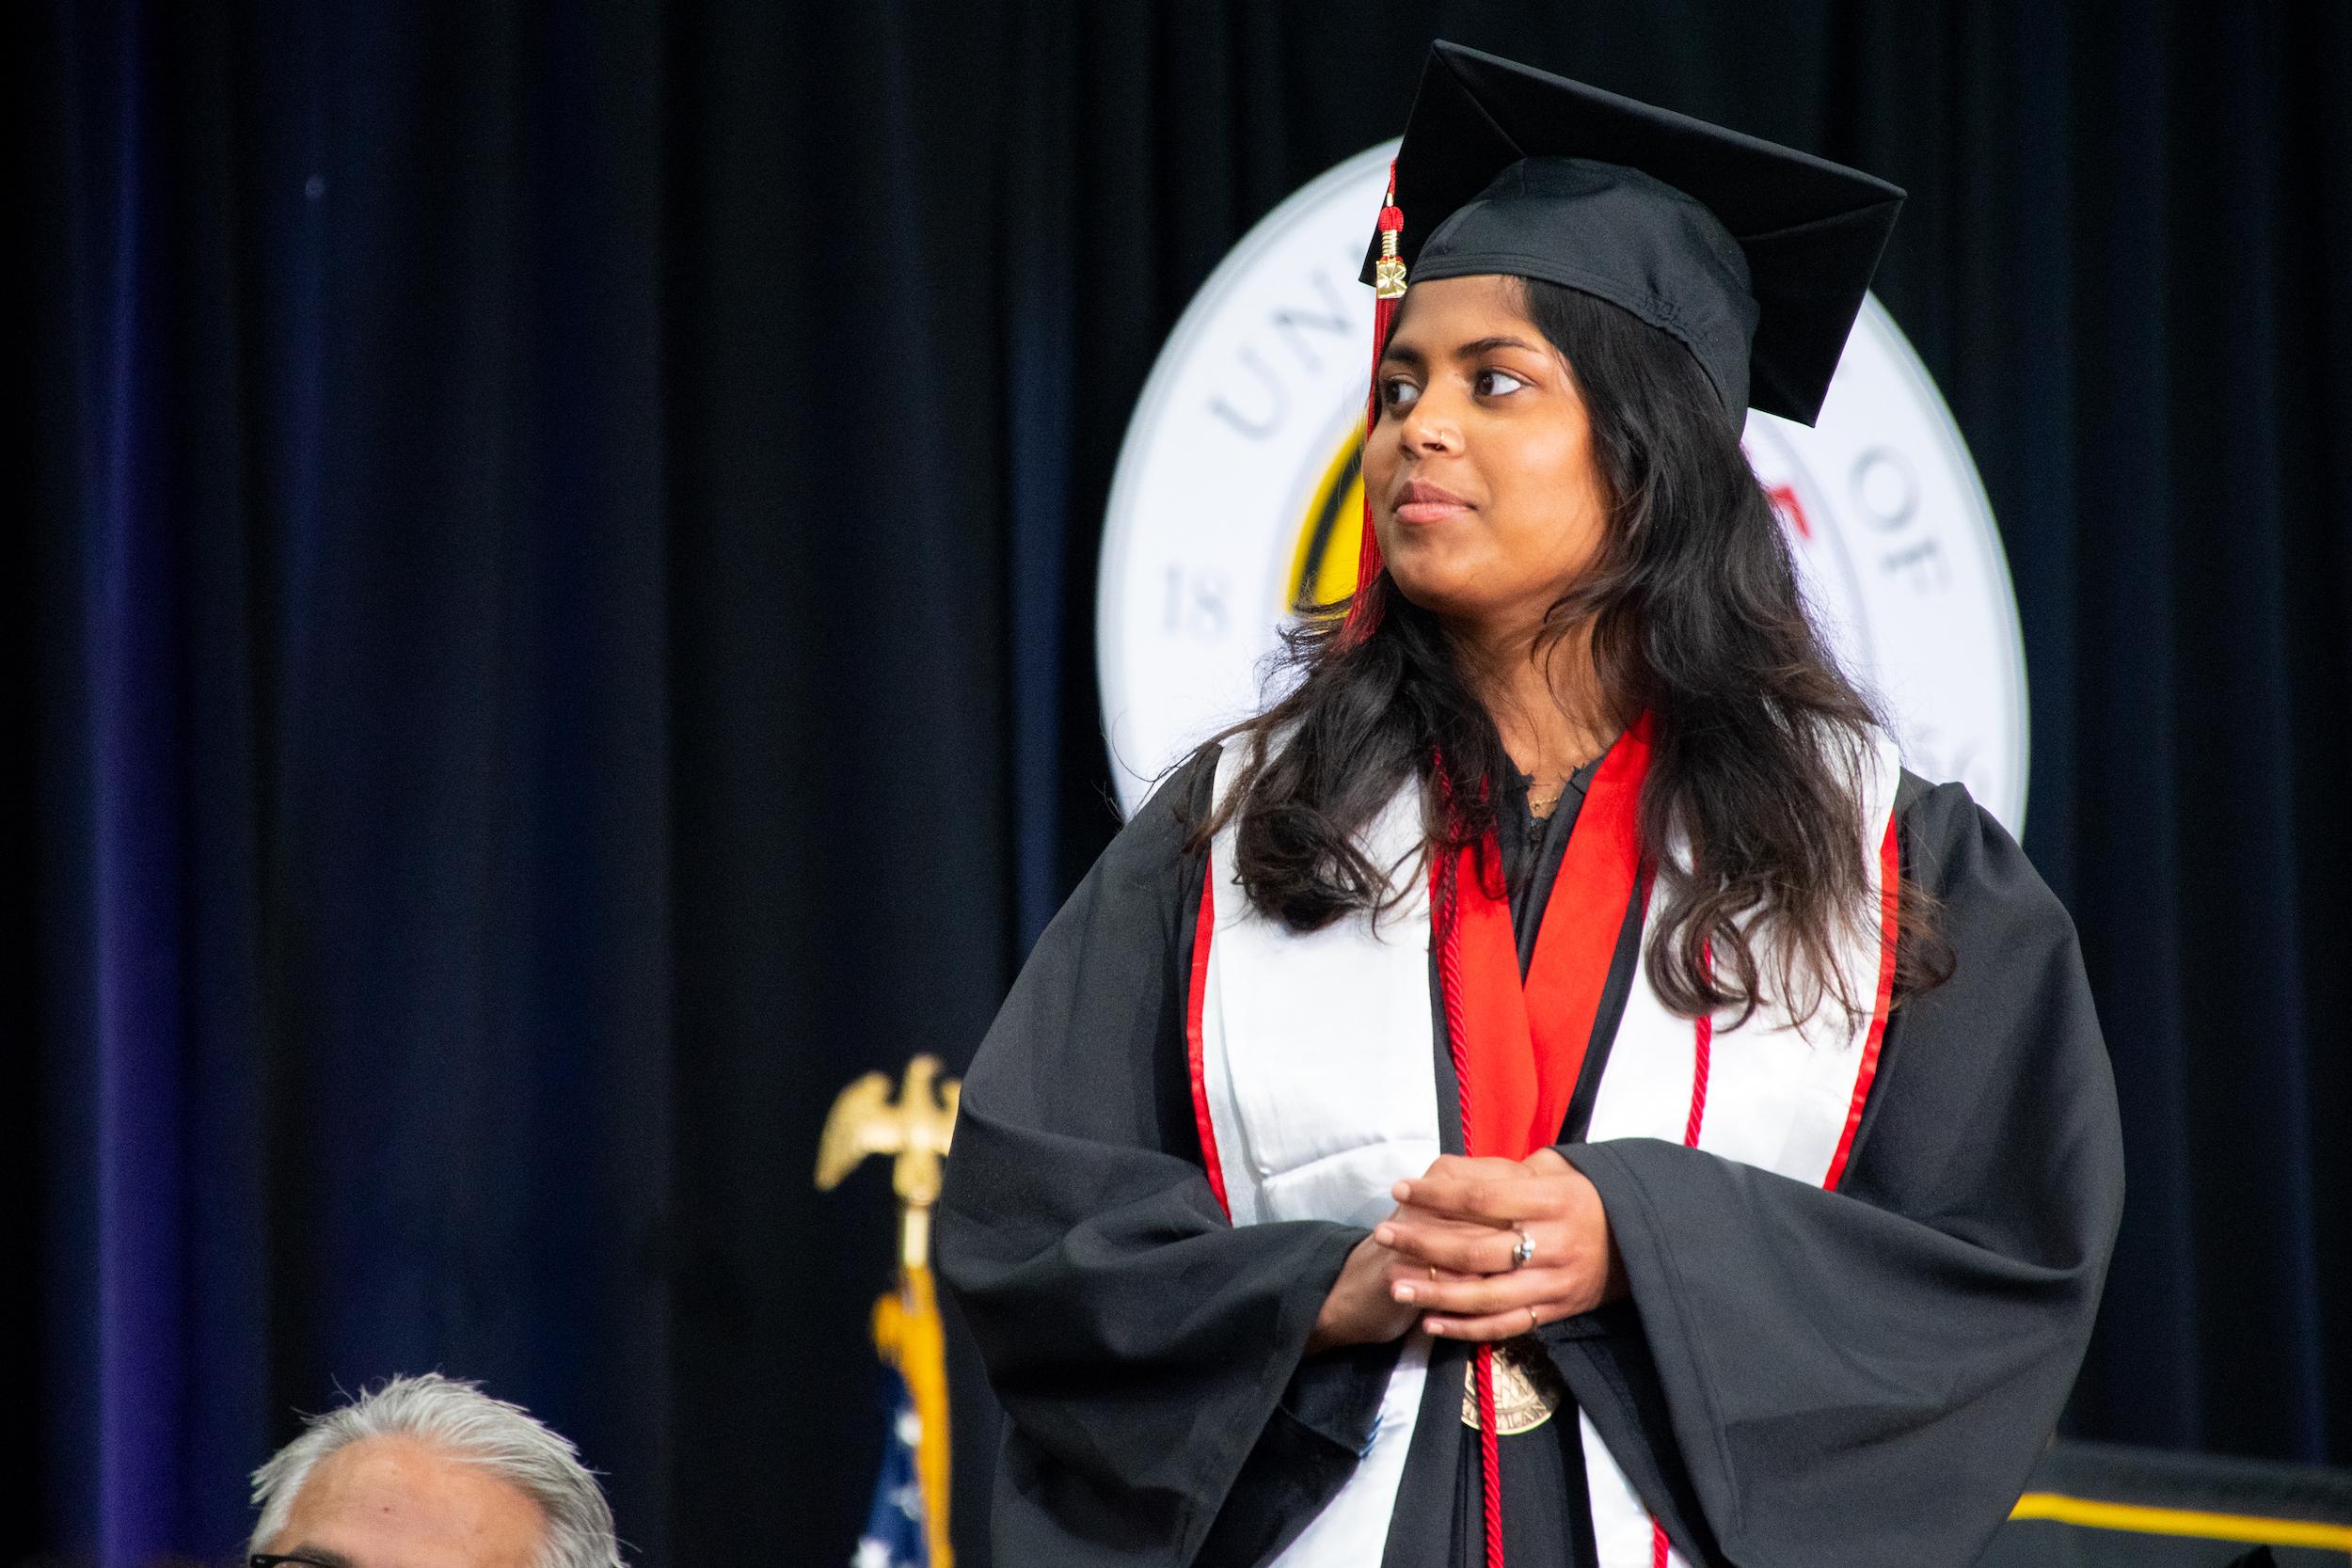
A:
1433,713,1654,1160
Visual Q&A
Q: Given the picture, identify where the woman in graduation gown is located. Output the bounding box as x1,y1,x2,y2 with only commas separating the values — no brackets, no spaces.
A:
938,41,2123,1568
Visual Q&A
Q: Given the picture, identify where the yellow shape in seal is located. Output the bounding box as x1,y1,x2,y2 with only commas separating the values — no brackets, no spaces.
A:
1284,431,1368,616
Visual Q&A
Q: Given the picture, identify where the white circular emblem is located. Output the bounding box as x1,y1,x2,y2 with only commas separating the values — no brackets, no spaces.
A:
1099,143,2028,832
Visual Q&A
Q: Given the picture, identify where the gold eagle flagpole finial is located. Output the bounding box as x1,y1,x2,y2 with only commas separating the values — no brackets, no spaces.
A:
817,1053,961,1269
818,1054,961,1568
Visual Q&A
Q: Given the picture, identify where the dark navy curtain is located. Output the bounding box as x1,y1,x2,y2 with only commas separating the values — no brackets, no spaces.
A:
14,2,2348,1565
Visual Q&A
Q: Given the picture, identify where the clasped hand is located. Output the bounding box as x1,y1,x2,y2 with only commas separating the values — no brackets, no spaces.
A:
1306,1148,1627,1352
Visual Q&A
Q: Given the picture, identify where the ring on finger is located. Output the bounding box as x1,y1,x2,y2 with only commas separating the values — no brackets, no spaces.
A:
1526,1306,1539,1333
1509,1227,1535,1270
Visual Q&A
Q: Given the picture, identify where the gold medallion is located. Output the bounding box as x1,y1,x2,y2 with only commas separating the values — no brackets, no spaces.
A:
1459,1337,1567,1434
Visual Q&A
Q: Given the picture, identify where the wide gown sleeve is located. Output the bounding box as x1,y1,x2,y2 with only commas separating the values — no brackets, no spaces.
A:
1558,780,2126,1568
936,753,1373,1567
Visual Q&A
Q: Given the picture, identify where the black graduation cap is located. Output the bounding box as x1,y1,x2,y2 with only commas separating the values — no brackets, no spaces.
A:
1359,41,1904,427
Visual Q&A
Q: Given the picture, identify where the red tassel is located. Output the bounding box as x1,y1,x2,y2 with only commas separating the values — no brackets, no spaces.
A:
1433,765,1505,1568
1646,944,1719,1568
1478,1344,1504,1566
1341,165,1408,645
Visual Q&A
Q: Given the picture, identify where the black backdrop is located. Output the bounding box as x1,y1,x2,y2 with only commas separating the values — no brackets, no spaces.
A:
14,2,2351,1564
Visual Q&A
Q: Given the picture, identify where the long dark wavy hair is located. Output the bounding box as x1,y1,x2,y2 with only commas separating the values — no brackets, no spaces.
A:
1192,277,1948,1027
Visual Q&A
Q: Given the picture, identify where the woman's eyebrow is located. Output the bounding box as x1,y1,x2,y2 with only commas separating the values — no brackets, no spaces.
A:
1456,334,1545,357
1379,334,1546,368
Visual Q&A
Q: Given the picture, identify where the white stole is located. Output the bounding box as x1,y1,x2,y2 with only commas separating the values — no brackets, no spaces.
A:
1194,737,1903,1567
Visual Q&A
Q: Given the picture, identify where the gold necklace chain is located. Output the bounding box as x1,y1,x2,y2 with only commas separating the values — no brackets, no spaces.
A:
1523,739,1609,816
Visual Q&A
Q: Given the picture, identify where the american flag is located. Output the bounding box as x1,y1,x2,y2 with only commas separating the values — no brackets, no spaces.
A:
851,1364,929,1568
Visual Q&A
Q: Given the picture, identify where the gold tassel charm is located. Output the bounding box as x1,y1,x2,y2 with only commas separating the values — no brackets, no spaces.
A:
1374,182,1408,300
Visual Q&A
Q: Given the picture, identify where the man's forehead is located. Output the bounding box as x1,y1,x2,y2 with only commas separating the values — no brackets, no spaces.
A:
266,1436,546,1568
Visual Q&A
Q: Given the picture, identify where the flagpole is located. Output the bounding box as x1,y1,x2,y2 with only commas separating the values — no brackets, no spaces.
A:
818,1055,961,1568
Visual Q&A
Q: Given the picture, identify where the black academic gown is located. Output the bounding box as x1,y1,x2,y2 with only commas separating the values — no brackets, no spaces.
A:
938,748,2124,1568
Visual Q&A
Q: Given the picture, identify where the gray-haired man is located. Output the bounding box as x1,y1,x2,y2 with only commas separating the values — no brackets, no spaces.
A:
247,1373,623,1568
